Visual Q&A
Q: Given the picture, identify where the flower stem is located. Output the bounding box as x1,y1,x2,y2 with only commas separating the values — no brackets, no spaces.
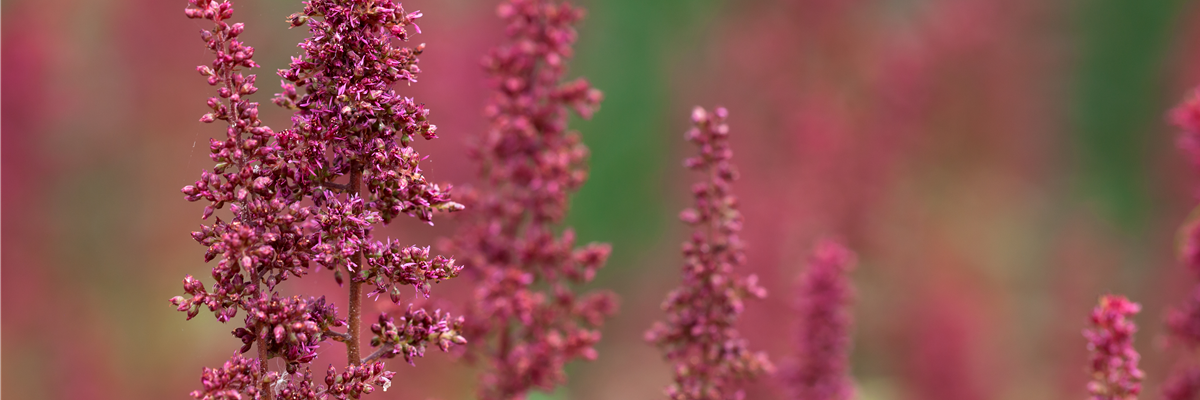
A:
257,334,274,400
347,163,363,366
361,343,393,365
252,273,275,400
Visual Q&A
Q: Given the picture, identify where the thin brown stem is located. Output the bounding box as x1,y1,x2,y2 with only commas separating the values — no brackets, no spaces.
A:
319,181,349,191
347,162,363,365
361,343,394,365
249,273,276,400
257,333,275,400
498,324,511,363
323,329,352,342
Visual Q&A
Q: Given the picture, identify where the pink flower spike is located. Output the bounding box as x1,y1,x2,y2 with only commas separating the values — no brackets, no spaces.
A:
173,0,465,397
647,106,772,400
448,1,614,399
1084,295,1143,400
790,239,856,400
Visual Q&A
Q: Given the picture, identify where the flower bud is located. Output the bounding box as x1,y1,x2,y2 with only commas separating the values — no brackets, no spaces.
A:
251,176,272,192
287,13,308,27
691,106,707,123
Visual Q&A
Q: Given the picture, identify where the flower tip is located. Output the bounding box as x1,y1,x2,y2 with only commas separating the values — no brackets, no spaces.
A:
691,106,707,123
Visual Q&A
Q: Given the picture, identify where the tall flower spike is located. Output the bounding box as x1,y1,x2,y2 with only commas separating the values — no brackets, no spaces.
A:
790,239,855,400
1083,295,1143,400
447,0,615,399
1163,86,1200,400
1172,87,1200,274
174,0,463,398
646,106,773,400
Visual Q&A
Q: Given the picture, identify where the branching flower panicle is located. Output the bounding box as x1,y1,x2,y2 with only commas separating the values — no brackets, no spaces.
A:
447,0,615,399
790,240,855,400
172,0,465,398
1084,295,1143,400
646,106,773,400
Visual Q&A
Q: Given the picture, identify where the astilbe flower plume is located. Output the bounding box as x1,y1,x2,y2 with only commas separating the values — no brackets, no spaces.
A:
171,0,465,398
446,1,615,399
646,107,773,400
1083,295,1143,400
1163,86,1200,400
1171,87,1200,286
789,239,855,400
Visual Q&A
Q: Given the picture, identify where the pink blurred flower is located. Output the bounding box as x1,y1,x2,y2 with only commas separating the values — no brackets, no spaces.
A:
447,1,615,398
789,240,855,400
1083,295,1143,400
646,106,773,400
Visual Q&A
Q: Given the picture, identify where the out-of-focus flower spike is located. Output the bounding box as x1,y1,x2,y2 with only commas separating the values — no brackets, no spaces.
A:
1084,295,1143,400
446,1,614,399
789,239,856,400
647,106,772,400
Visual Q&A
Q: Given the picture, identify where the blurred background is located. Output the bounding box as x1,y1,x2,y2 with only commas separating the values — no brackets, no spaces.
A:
5,0,1200,399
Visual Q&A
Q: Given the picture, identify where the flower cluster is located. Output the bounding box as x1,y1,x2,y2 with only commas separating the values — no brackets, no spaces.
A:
368,306,467,365
231,295,342,373
447,0,615,398
789,240,855,400
173,0,464,398
1084,295,1143,400
320,362,395,399
646,107,773,400
190,354,267,400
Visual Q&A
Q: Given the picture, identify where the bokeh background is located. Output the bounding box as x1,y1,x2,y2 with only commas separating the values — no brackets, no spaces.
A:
5,0,1200,399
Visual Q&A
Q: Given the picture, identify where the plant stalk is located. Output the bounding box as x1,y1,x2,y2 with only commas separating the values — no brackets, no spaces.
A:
347,163,363,366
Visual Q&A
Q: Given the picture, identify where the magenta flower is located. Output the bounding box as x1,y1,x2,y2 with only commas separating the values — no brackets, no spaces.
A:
172,0,464,398
446,0,615,399
1083,295,1143,400
789,239,855,400
646,106,773,400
